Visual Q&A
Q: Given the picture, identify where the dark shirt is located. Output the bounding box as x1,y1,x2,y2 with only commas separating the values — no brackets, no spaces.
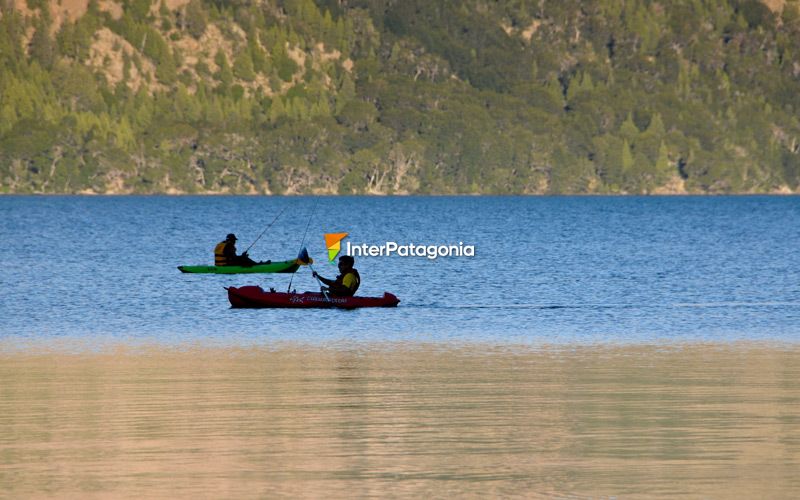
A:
223,241,237,261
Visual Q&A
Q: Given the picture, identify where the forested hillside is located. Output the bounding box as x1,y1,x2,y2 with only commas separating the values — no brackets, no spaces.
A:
1,0,800,194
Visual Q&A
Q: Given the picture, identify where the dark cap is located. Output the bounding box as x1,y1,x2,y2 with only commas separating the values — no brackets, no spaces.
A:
226,233,237,241
338,255,354,266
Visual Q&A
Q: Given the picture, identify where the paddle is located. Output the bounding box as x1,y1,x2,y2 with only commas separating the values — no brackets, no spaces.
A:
296,247,331,302
295,247,313,266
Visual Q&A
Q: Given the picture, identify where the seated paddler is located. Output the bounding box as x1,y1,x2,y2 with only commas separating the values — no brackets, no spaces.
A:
313,255,360,297
214,233,258,267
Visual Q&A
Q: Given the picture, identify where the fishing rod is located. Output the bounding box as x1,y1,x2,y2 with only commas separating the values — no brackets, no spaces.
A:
244,205,287,254
286,198,319,294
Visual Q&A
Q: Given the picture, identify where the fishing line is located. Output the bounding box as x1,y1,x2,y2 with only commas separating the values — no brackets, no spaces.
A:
244,205,287,254
286,198,319,293
297,198,318,251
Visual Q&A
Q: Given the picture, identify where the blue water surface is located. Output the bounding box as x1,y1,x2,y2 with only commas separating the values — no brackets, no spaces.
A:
1,196,799,347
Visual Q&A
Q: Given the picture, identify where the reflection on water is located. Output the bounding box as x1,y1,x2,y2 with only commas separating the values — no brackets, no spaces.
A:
2,343,800,498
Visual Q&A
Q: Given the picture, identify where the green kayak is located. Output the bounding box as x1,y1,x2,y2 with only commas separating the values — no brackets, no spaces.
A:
178,259,300,274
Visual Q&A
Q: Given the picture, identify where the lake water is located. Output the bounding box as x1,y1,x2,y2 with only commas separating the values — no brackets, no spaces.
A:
1,195,800,497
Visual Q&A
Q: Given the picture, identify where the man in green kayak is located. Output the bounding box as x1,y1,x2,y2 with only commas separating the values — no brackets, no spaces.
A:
214,233,258,267
313,255,361,297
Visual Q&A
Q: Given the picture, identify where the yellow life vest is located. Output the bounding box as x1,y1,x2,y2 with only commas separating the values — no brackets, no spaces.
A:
342,269,360,294
214,241,230,266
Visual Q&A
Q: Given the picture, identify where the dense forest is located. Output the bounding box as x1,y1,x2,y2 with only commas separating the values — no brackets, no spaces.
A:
1,0,799,194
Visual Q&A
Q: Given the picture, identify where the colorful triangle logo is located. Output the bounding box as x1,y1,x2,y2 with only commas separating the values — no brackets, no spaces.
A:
324,232,348,262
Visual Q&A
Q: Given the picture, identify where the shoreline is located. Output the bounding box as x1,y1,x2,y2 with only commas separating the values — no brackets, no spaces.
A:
0,191,798,197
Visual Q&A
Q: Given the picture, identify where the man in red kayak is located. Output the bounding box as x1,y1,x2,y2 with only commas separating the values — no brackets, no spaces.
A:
313,255,361,297
214,233,258,267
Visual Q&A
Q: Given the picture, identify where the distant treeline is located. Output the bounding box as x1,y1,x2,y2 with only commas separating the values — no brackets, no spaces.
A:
1,0,799,194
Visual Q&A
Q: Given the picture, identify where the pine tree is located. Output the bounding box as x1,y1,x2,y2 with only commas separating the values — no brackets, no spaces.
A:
645,113,665,138
214,50,234,92
0,11,26,65
566,72,595,102
249,37,269,74
322,10,334,46
269,96,285,123
130,0,152,22
30,20,55,69
619,113,640,143
0,104,17,135
115,116,136,151
655,141,673,182
315,95,331,116
122,52,132,81
205,97,224,124
184,0,207,39
334,72,355,114
156,51,178,85
272,39,298,82
622,139,635,174
233,50,256,81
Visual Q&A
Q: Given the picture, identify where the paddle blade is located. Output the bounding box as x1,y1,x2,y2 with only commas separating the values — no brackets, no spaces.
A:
296,247,313,265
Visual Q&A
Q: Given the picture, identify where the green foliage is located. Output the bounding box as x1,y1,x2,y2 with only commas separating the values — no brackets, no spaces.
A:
195,60,210,76
156,53,178,85
127,0,153,22
271,40,299,82
2,0,800,194
619,113,640,144
57,18,94,61
29,20,55,69
26,0,48,12
184,0,208,39
249,37,269,74
214,50,234,91
233,50,255,81
383,0,529,91
335,99,377,130
736,0,775,29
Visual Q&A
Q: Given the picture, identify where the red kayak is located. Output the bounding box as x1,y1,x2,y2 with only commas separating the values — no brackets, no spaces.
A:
227,286,400,309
